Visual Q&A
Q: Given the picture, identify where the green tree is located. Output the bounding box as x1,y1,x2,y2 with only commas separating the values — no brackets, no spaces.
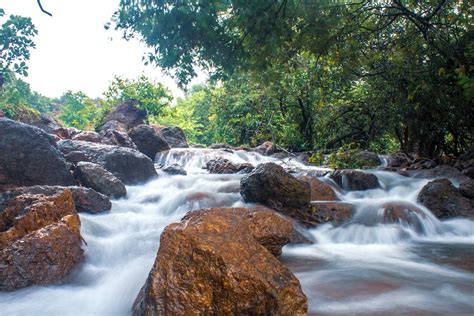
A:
58,91,98,130
0,9,37,90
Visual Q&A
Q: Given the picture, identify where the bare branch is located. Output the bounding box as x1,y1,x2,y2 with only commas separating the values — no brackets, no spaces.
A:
37,0,52,17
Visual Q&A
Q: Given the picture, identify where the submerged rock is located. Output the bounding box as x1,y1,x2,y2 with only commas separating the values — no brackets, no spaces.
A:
0,118,75,187
309,202,355,224
161,164,187,176
418,179,473,219
132,207,308,315
129,124,170,159
58,140,157,185
0,189,83,290
206,157,253,174
74,162,127,198
330,169,379,191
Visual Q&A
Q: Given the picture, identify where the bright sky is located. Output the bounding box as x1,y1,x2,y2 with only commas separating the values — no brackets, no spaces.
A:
0,0,203,99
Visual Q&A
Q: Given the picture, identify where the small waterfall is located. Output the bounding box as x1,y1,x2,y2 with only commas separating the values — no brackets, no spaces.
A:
1,148,472,316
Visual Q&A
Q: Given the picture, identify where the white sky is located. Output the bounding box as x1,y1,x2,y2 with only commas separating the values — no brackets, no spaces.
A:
0,0,204,99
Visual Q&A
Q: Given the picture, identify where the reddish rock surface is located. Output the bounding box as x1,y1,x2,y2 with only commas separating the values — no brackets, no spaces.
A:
299,176,339,201
101,99,146,131
72,131,102,143
330,169,379,191
132,207,308,316
129,124,170,159
309,202,355,224
0,189,83,290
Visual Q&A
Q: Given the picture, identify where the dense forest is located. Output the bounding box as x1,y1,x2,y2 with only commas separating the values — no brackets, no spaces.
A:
1,1,472,157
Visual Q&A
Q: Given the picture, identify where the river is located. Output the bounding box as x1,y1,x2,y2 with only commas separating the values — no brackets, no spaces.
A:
1,148,473,315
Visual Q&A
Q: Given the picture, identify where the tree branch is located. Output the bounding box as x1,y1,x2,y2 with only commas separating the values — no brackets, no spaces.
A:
37,0,52,17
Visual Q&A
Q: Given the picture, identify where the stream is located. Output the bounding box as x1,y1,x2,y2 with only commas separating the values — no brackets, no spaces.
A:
0,148,473,315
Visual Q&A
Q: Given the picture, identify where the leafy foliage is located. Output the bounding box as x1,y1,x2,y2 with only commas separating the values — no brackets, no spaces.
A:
58,91,98,130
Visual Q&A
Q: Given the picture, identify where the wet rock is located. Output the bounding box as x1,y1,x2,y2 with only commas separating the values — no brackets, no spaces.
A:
74,162,127,198
309,202,354,224
0,189,83,290
99,129,137,149
132,207,308,315
162,164,187,176
462,167,474,180
379,202,426,232
410,165,465,181
240,163,318,226
206,157,253,174
23,113,62,133
299,176,339,201
418,179,473,219
459,179,474,199
72,131,102,143
0,118,75,187
387,152,413,168
208,143,232,149
330,170,379,191
254,141,281,156
58,140,157,185
129,124,170,159
455,147,474,171
99,120,128,133
1,185,111,214
356,150,381,167
101,99,146,131
153,125,189,148
407,158,437,170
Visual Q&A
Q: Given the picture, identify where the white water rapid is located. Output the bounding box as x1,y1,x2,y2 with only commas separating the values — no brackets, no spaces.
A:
1,148,473,315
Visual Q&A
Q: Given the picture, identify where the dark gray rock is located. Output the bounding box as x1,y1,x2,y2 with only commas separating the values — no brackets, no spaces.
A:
100,99,146,131
74,162,127,198
58,140,157,185
0,118,75,187
417,179,473,219
330,170,379,191
162,164,187,176
154,125,189,148
129,124,170,159
99,129,137,149
206,158,253,174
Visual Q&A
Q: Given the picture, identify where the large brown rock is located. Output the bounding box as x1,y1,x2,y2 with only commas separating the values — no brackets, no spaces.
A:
58,140,157,185
101,99,146,131
0,189,83,290
0,118,75,187
99,129,137,149
132,207,308,316
74,162,127,198
299,176,339,201
129,124,170,159
379,202,426,232
152,125,189,148
253,141,281,156
330,170,379,191
418,179,474,219
72,131,102,143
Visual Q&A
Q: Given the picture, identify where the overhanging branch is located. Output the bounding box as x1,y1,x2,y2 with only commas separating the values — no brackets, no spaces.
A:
37,0,52,17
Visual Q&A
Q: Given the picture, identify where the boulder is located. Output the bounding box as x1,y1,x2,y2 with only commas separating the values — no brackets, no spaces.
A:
330,170,379,191
99,120,128,133
0,118,75,187
455,147,474,171
387,152,413,168
356,150,380,167
459,179,474,199
254,141,281,156
379,202,426,232
208,143,232,149
240,163,318,226
206,158,253,174
74,162,127,198
410,165,465,181
153,125,189,148
52,127,72,140
99,129,137,149
0,109,5,117
299,176,338,201
101,99,146,131
417,179,473,219
72,131,102,143
161,164,187,176
462,167,474,180
63,151,92,165
129,124,170,159
58,140,157,184
23,113,62,133
132,207,308,315
0,189,83,290
1,185,111,214
309,202,354,224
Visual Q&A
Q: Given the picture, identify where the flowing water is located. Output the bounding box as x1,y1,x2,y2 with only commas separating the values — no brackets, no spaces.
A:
0,148,473,315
